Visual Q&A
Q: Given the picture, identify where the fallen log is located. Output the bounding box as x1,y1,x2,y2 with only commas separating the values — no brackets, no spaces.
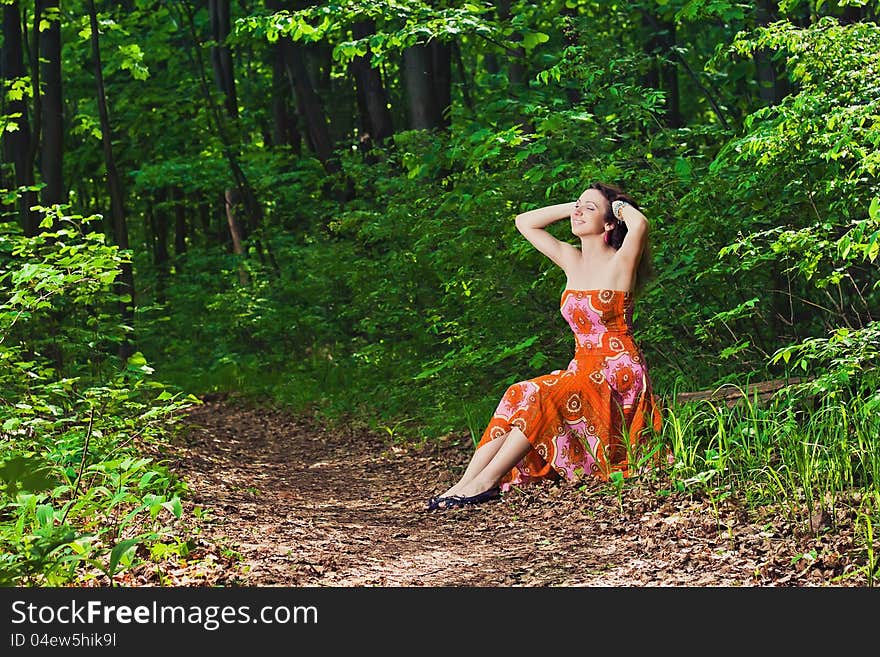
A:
670,377,808,409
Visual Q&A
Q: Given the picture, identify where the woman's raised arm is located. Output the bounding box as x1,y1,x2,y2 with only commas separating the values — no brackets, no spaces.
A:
611,201,649,270
514,202,580,270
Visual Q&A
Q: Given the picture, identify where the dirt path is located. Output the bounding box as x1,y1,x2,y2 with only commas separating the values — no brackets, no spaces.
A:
166,395,865,587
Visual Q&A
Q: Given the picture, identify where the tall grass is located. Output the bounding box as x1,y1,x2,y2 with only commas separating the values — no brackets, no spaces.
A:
661,374,879,582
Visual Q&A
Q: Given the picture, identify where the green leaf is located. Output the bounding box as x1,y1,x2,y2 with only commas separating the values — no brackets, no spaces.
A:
108,538,140,576
36,504,55,529
521,32,549,51
163,497,183,519
0,456,59,496
528,351,549,369
674,156,692,180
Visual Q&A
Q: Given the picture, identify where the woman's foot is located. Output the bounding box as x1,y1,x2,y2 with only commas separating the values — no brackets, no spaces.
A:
430,485,501,510
428,477,500,510
449,475,499,499
438,483,461,499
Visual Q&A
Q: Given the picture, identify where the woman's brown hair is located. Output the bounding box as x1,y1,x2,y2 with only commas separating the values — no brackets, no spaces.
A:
589,181,656,298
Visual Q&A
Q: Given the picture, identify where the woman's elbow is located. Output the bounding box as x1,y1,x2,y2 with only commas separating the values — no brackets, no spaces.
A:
628,215,649,235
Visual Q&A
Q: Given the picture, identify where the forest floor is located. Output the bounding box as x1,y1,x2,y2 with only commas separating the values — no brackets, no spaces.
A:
149,393,871,587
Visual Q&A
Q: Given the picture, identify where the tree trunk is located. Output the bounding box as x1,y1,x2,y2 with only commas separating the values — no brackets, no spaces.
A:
148,189,169,304
264,0,336,167
209,0,250,248
349,19,395,147
431,40,452,129
451,39,473,112
280,36,336,168
755,0,790,106
173,185,187,257
271,31,301,151
225,189,249,286
273,9,352,201
402,44,440,130
495,0,531,132
662,21,681,129
197,196,213,245
641,10,682,129
484,52,499,75
2,1,39,235
39,0,65,210
87,0,136,361
209,0,238,118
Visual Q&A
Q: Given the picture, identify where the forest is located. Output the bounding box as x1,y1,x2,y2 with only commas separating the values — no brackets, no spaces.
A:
1,0,878,588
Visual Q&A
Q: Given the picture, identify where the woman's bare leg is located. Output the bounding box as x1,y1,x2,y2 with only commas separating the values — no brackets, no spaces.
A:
439,430,510,498
440,427,533,500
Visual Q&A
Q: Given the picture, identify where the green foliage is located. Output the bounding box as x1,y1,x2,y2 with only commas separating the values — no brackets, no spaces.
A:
234,1,502,66
0,206,199,585
701,16,880,390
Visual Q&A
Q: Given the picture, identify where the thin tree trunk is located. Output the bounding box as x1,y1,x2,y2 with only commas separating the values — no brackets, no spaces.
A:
278,25,353,200
496,0,526,87
173,186,187,257
225,189,249,286
209,0,238,117
2,1,39,235
209,0,249,248
495,0,531,132
39,0,65,209
148,189,169,304
754,4,794,345
670,48,729,131
87,0,135,361
451,39,473,112
197,195,213,245
662,21,681,128
484,52,499,75
641,10,682,128
642,9,659,91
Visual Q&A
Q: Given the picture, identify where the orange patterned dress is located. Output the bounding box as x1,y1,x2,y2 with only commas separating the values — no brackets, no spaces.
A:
476,288,663,491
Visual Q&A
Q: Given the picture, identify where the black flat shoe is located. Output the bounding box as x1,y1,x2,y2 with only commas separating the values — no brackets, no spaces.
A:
429,486,501,511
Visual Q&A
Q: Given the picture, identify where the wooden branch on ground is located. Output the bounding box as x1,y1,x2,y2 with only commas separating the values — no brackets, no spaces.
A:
669,377,808,409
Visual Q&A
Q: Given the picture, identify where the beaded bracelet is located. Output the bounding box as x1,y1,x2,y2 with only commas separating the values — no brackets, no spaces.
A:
611,200,628,221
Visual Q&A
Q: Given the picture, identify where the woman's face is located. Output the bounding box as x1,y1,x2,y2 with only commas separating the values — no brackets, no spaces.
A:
571,188,611,237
